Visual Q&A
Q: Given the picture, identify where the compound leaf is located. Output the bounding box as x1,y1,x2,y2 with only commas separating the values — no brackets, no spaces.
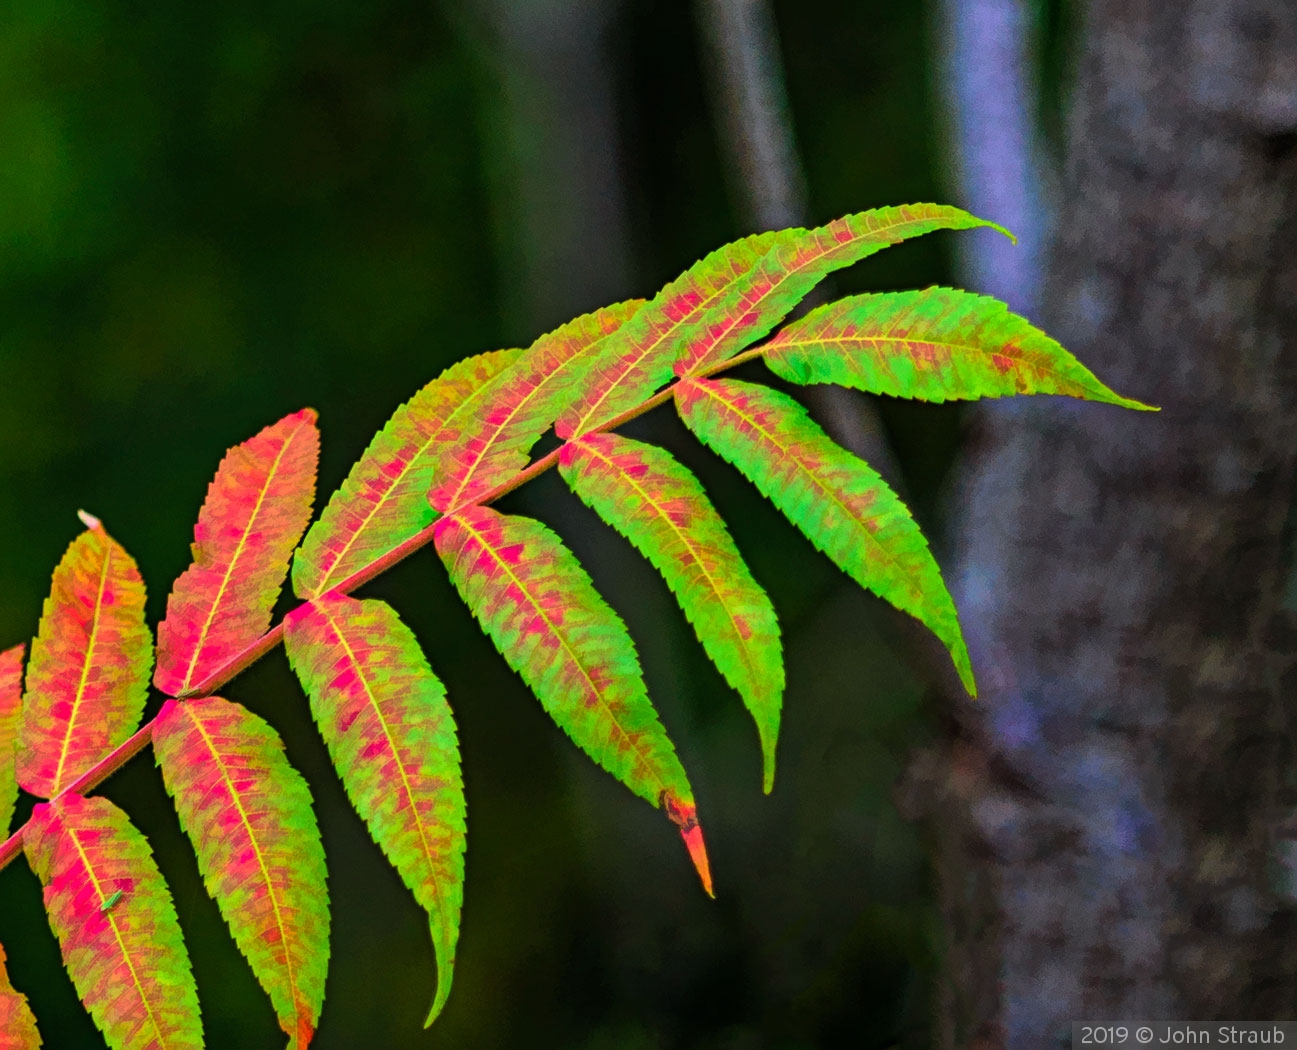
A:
671,204,1010,377
155,409,318,697
0,941,41,1050
24,793,202,1050
559,433,783,792
555,234,780,439
675,377,975,695
0,645,23,835
433,505,712,893
427,301,642,513
17,519,152,799
293,350,522,599
764,286,1154,408
282,595,464,1025
153,696,329,1048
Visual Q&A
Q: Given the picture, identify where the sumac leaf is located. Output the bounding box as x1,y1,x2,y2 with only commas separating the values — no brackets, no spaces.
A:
0,941,41,1050
17,518,152,798
433,505,713,893
427,301,642,513
293,350,521,599
155,409,318,697
675,377,975,695
24,793,202,1050
764,286,1154,408
282,595,464,1025
670,204,1010,377
153,696,329,1048
559,433,783,791
0,645,23,835
555,234,781,439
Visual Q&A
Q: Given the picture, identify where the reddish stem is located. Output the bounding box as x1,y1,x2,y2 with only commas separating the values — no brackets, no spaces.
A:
0,347,774,875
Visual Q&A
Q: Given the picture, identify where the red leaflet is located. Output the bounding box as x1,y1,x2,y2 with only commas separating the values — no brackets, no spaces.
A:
24,793,202,1050
17,519,152,799
427,301,643,513
293,349,522,599
672,204,1009,377
555,234,780,440
153,697,329,1048
155,409,318,697
0,645,22,836
0,941,41,1050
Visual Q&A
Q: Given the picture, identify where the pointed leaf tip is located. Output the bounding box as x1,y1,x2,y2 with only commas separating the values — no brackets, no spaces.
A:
76,509,102,531
663,794,713,897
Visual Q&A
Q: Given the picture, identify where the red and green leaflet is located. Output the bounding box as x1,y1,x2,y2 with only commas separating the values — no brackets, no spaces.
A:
672,205,1009,378
0,942,40,1050
555,234,780,439
24,794,201,1050
557,205,1006,440
293,350,521,599
763,286,1155,408
155,409,318,697
559,433,784,791
433,506,713,893
17,518,152,799
427,301,643,513
153,697,328,1049
282,595,464,1025
0,644,23,835
675,377,975,695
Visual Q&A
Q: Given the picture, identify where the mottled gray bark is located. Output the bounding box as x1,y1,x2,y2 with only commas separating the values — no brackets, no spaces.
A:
919,2,1297,1046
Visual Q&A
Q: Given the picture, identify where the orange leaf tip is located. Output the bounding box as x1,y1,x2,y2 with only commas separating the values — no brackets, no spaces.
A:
662,793,714,898
76,509,103,531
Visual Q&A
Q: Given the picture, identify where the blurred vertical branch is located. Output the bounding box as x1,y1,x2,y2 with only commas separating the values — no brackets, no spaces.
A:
931,0,1048,316
460,0,635,333
693,0,897,471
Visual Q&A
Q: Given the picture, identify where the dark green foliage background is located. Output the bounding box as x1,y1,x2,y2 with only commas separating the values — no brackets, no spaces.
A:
0,1,1054,1046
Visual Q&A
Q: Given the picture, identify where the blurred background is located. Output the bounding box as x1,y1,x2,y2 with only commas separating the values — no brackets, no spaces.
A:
3,0,1296,1048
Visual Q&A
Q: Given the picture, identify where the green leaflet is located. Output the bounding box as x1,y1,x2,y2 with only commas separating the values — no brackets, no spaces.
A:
293,348,522,599
559,432,784,792
434,505,692,805
764,286,1156,408
282,594,465,1025
675,377,976,696
432,506,713,893
153,696,329,1049
428,300,644,513
24,793,202,1050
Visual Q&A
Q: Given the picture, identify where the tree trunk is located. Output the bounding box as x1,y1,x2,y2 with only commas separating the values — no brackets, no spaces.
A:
926,2,1297,1045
